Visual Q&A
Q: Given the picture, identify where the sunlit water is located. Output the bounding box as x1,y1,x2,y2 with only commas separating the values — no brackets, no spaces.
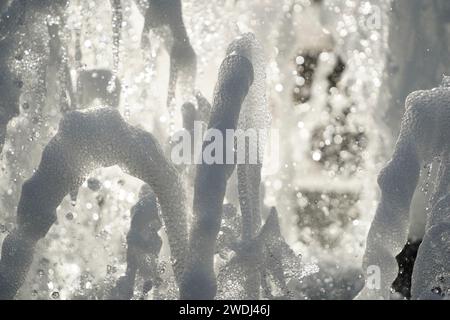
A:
0,0,394,299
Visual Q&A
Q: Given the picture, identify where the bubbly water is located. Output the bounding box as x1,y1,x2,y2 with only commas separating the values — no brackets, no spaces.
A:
0,0,447,300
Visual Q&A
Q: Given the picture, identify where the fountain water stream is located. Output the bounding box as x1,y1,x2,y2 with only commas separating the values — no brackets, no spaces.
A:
0,0,448,300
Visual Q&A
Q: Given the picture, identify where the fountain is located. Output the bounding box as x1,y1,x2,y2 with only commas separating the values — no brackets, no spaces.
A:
0,0,448,300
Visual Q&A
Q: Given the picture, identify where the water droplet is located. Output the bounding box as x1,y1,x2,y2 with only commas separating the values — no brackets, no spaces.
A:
296,56,305,65
312,151,322,162
65,212,74,221
275,84,284,92
87,177,102,191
